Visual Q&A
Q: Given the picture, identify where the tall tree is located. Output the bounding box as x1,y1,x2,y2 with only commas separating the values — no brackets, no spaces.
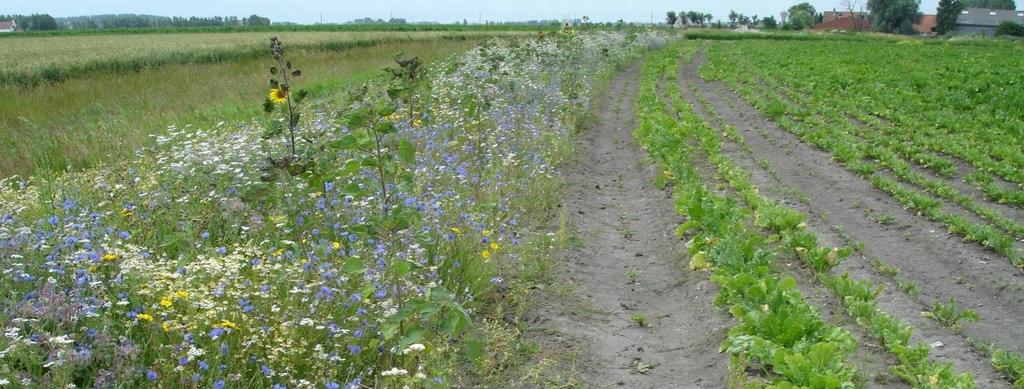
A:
937,0,965,34
666,11,678,27
963,0,1015,9
789,10,814,29
868,0,922,34
763,15,779,28
788,2,817,19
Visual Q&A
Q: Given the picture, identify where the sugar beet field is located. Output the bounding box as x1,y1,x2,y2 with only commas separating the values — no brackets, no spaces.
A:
2,30,1024,388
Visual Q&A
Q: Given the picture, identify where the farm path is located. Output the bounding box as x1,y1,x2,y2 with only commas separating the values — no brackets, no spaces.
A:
528,61,730,387
679,48,1015,387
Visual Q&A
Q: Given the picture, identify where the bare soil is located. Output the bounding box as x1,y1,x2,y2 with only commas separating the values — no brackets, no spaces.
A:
678,49,1019,387
527,62,731,388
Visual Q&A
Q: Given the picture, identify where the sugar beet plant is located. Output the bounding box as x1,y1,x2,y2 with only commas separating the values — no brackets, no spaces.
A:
640,41,977,388
0,31,666,388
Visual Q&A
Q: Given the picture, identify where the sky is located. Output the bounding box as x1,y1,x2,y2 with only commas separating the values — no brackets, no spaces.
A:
3,0,944,24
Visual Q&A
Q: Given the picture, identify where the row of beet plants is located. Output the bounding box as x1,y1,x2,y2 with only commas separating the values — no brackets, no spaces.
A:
707,41,1024,208
670,42,978,388
701,44,1024,269
638,41,861,388
651,40,977,388
693,41,1024,389
0,31,668,388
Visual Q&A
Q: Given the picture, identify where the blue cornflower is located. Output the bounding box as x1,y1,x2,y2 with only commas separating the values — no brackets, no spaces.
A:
347,344,361,355
201,231,210,240
210,328,226,340
216,247,227,255
146,370,158,381
326,382,340,389
238,298,254,313
213,380,226,389
198,360,210,371
261,365,274,377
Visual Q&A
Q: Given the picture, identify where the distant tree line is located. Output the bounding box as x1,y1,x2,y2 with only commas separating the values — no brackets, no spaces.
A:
665,9,779,30
348,17,408,24
0,14,59,30
0,13,272,31
56,14,271,29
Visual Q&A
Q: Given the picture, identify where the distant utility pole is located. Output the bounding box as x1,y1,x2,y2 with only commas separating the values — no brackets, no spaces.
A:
650,11,654,25
479,12,482,24
319,12,323,24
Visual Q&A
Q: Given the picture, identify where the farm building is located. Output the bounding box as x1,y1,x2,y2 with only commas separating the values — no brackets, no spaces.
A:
811,12,870,31
953,8,1024,36
811,11,937,35
0,20,16,33
822,10,866,23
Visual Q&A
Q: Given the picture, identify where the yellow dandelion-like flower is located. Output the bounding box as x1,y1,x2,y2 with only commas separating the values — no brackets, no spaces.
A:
332,241,342,251
160,297,173,308
120,208,133,218
218,320,239,330
273,248,285,257
489,242,500,251
137,313,154,322
482,229,492,237
175,291,189,299
162,322,173,332
481,250,491,260
101,253,119,262
450,227,462,234
269,88,288,103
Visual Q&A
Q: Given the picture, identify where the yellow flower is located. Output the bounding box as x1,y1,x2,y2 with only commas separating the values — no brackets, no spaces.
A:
332,241,342,251
450,227,461,234
269,87,288,103
273,248,285,257
101,253,119,262
218,320,239,330
175,291,189,299
160,297,173,308
162,322,173,332
482,229,492,237
137,313,154,322
481,250,491,260
120,208,133,218
489,242,500,251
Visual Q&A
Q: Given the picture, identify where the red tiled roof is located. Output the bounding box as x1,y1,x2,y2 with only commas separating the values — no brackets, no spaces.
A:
914,14,938,33
823,11,867,23
0,21,14,30
811,17,871,31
